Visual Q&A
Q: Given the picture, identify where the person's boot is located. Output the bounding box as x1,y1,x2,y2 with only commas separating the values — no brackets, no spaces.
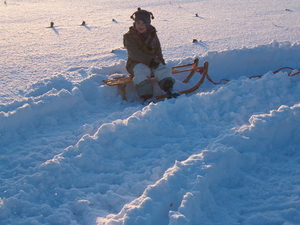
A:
163,80,180,99
165,88,180,99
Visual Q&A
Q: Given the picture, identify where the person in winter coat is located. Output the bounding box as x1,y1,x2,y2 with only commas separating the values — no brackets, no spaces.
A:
123,8,179,102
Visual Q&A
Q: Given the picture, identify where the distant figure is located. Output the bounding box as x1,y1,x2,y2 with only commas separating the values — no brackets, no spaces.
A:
4,1,7,5
50,22,54,27
123,8,179,102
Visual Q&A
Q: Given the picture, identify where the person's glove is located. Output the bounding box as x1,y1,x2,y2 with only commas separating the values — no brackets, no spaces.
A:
149,58,160,69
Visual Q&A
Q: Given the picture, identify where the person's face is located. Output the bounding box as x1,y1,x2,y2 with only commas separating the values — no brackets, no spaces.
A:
135,20,147,33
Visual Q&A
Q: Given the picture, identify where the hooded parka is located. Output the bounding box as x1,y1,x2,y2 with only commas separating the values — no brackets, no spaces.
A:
123,25,175,100
123,26,165,75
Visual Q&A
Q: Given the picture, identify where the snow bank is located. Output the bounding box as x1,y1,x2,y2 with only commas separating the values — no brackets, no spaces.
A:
1,41,299,144
102,100,300,225
1,43,300,225
201,41,300,83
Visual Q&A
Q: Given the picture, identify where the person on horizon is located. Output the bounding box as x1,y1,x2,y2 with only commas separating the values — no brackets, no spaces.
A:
123,8,179,102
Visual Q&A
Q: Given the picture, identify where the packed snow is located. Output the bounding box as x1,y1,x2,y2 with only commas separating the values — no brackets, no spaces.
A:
1,0,300,224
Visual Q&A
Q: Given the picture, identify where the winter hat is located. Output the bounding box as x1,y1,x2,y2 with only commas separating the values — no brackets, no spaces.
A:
130,7,154,29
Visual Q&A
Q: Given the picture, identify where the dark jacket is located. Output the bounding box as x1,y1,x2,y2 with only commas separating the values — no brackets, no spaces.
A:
123,26,165,75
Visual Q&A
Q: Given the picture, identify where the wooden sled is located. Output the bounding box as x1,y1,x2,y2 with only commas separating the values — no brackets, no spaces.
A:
102,59,209,101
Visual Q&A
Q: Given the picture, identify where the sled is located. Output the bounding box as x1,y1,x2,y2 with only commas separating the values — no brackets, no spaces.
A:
102,58,209,101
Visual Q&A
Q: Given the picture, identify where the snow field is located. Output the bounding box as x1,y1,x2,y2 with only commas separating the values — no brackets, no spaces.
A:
1,0,300,224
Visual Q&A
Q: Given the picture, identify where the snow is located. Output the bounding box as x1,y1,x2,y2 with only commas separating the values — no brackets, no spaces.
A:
1,0,300,224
